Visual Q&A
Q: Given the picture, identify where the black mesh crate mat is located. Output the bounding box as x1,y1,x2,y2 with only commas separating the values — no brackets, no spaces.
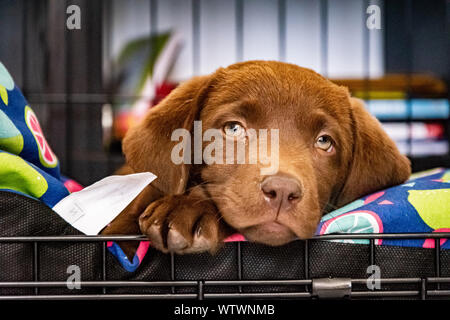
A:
1,191,449,300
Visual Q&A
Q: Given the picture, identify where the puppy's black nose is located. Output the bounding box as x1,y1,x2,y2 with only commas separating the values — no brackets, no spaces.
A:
261,175,302,211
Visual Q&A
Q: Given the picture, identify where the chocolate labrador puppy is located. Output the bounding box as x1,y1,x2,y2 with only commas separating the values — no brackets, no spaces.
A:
102,61,410,256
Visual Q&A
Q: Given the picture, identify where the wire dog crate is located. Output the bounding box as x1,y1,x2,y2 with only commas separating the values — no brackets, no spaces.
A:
0,0,449,301
0,233,449,300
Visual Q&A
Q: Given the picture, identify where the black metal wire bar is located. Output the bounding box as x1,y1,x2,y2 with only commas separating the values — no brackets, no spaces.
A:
435,238,441,290
205,292,312,299
197,280,204,301
351,278,421,285
32,242,39,295
170,252,175,294
0,294,198,301
102,241,107,294
237,241,242,293
0,233,449,242
427,290,450,296
304,239,309,292
312,233,450,240
0,278,435,287
421,278,427,300
0,281,197,288
369,238,375,266
351,290,419,298
0,235,147,242
427,277,450,283
207,279,311,286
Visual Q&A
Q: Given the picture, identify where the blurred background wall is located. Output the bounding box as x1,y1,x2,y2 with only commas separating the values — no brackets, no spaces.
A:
107,0,384,81
0,0,448,185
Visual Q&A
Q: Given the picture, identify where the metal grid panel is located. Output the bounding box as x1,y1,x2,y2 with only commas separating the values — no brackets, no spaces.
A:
0,233,448,300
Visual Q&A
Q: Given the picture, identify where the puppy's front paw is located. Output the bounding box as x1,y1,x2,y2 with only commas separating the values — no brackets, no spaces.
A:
138,194,224,254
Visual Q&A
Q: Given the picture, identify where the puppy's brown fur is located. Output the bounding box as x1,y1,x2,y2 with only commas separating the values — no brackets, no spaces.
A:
102,61,410,256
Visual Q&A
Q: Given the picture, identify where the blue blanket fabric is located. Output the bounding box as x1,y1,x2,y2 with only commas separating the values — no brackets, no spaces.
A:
0,62,69,206
316,168,450,249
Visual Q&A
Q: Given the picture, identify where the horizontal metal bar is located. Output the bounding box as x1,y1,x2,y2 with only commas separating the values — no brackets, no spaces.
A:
351,278,422,285
206,280,311,286
0,235,148,242
0,294,198,301
1,290,448,300
427,290,450,296
1,277,449,289
0,281,197,288
204,292,312,299
205,289,450,299
351,290,420,297
311,232,450,240
0,232,448,242
427,277,450,283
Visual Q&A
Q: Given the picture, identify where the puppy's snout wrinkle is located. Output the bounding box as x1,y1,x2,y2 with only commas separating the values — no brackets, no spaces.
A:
261,175,302,212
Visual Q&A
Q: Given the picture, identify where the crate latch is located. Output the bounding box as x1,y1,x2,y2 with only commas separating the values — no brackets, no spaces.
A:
312,278,352,299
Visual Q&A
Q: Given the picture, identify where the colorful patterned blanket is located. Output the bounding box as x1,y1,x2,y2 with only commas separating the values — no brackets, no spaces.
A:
0,62,73,204
0,61,449,273
317,168,450,249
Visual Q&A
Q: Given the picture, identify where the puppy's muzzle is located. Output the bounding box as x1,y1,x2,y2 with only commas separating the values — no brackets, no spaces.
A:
261,174,302,213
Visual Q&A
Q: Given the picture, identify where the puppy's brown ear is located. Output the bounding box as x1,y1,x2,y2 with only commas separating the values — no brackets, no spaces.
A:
337,97,411,207
122,75,213,195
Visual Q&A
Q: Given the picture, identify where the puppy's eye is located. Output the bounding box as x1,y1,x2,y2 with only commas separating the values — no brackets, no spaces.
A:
223,122,245,138
315,135,334,152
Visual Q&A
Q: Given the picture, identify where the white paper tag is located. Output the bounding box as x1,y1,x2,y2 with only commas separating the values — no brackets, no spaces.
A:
53,172,157,235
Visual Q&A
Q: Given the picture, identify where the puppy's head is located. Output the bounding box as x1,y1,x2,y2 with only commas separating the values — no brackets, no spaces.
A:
123,61,411,246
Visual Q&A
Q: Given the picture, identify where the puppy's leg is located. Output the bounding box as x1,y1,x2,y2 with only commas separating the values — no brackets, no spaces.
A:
139,187,233,254
101,183,164,259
